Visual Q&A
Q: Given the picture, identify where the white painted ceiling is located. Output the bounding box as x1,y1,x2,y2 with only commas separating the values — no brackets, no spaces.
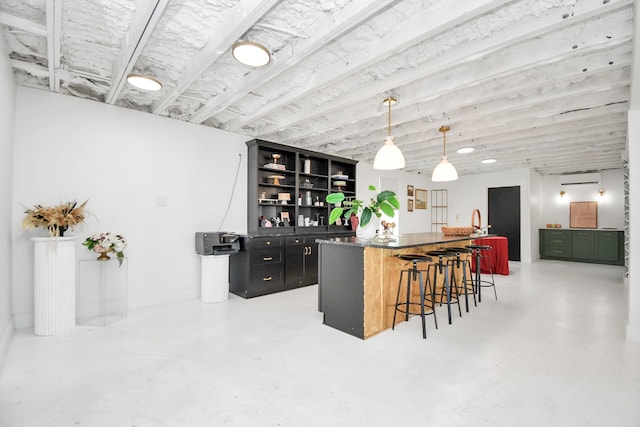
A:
0,0,635,177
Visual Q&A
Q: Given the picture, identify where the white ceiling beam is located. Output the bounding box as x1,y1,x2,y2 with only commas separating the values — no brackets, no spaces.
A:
286,43,631,148
46,0,62,92
105,0,170,105
151,0,281,114
0,12,46,36
255,0,633,138
224,0,515,132
188,0,396,124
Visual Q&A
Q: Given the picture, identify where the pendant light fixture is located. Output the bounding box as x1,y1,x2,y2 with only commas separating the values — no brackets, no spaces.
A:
431,125,458,182
373,97,405,170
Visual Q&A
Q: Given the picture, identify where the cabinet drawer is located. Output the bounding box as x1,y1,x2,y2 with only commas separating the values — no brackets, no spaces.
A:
285,236,305,245
546,247,572,257
245,237,284,249
250,265,284,287
285,235,319,245
251,248,283,265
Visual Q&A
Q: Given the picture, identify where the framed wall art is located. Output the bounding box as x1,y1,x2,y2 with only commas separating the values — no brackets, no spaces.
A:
415,189,428,209
407,199,414,212
570,201,597,229
407,185,414,197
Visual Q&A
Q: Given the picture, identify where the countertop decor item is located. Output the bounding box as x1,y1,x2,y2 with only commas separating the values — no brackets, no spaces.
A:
326,185,399,228
22,200,89,237
82,232,127,266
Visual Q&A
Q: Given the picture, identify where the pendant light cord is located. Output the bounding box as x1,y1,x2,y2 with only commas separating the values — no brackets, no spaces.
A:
388,99,391,137
439,125,450,157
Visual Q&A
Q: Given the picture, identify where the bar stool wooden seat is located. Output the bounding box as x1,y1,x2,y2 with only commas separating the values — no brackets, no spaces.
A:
392,254,438,339
465,244,497,302
445,247,477,312
425,250,462,324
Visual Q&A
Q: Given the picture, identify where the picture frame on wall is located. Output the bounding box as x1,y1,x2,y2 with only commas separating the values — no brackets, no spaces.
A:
570,201,597,229
408,199,414,212
415,189,428,209
407,185,414,197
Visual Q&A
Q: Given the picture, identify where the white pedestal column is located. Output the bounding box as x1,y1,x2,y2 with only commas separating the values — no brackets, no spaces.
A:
200,255,230,303
32,237,78,336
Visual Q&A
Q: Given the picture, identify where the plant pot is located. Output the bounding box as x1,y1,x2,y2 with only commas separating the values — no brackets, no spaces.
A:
356,215,378,241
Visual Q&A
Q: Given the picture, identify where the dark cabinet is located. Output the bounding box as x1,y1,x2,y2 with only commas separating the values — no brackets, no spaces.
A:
571,231,595,260
285,236,318,287
247,139,357,234
595,231,621,263
230,139,357,298
229,237,285,298
539,229,623,266
541,229,572,257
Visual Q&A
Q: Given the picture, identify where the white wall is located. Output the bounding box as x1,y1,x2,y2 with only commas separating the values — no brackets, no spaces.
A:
11,87,249,328
539,170,625,230
0,28,16,368
628,110,640,342
355,162,431,234
422,168,534,262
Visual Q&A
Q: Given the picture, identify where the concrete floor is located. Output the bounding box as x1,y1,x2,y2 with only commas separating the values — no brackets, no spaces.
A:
1,260,639,427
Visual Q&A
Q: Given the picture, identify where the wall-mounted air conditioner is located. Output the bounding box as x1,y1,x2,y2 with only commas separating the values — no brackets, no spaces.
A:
558,173,601,186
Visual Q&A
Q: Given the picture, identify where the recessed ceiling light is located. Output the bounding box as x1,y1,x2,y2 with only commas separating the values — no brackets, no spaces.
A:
126,74,163,91
481,158,497,164
232,41,271,67
457,147,474,154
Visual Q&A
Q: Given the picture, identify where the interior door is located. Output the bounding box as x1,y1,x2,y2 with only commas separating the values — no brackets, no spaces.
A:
488,186,521,261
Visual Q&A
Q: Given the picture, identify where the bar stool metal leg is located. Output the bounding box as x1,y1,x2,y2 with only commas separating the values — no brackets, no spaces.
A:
392,254,436,339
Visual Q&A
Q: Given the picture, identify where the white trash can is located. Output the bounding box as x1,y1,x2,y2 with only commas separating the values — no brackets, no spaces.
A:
200,254,230,303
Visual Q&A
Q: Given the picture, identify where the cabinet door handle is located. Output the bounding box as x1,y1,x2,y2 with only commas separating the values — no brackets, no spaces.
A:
307,246,312,255
263,256,273,261
266,241,271,245
263,276,272,281
303,246,308,255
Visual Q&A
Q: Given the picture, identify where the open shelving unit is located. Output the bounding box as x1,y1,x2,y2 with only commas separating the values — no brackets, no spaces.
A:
247,139,357,235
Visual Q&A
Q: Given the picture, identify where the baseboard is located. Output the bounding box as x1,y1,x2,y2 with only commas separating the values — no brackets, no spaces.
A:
0,317,15,372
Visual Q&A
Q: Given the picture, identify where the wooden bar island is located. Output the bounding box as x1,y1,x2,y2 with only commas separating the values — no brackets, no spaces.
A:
317,232,475,339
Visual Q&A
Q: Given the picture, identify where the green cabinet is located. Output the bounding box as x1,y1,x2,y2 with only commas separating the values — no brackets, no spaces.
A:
539,229,623,266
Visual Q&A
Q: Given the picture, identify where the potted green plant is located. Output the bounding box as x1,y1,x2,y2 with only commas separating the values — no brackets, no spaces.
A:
326,185,399,239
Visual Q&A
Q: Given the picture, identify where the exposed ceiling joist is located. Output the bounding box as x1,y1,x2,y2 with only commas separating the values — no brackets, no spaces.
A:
1,0,634,176
105,0,170,104
188,0,397,124
151,0,281,114
0,11,46,36
46,0,61,92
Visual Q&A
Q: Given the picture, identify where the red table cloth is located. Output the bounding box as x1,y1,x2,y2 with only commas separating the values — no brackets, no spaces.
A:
471,236,510,275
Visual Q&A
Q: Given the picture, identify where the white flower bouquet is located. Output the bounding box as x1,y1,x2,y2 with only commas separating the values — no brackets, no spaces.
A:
83,232,126,264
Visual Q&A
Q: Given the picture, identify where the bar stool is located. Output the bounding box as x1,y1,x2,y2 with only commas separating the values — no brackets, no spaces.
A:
465,244,497,302
392,254,437,339
425,250,461,324
445,247,477,312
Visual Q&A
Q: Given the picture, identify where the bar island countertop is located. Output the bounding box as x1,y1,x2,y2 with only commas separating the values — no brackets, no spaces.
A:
317,232,478,339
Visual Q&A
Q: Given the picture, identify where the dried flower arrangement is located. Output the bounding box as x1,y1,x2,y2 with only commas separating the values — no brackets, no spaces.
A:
22,200,88,237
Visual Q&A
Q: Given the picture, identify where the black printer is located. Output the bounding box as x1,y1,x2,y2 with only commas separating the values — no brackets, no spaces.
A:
195,232,240,255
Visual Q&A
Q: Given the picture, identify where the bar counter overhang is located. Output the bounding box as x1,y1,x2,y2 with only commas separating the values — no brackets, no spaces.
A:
317,232,478,339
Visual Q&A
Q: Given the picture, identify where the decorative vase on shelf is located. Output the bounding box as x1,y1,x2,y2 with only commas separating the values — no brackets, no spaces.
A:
356,216,379,241
94,247,111,261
